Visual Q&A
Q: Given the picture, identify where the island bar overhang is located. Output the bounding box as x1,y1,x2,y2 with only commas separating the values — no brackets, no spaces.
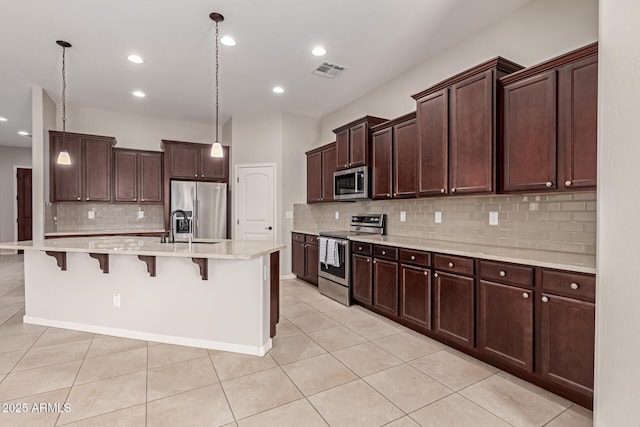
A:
4,237,284,356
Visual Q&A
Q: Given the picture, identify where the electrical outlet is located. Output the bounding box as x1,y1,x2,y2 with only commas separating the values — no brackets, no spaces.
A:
489,211,499,225
400,211,406,222
88,211,95,219
113,293,121,308
335,211,339,220
435,211,442,224
137,210,144,219
285,211,293,219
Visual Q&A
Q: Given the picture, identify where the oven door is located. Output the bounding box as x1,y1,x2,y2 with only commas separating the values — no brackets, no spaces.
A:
318,238,350,287
334,166,369,200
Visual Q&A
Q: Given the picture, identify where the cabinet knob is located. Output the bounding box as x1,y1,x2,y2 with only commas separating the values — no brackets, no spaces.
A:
373,260,377,264
522,292,529,299
77,197,81,200
141,198,145,202
393,193,397,197
411,255,416,260
382,251,386,255
499,270,506,277
448,262,454,268
545,181,553,188
440,188,445,193
134,198,137,201
387,193,390,198
565,180,572,187
195,174,198,177
367,259,370,263
201,174,205,178
542,296,549,303
358,246,362,251
424,271,428,276
570,282,580,290
451,188,456,193
85,198,89,201
434,273,439,278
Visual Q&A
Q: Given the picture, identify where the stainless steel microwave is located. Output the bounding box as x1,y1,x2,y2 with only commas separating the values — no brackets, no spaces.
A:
334,166,370,200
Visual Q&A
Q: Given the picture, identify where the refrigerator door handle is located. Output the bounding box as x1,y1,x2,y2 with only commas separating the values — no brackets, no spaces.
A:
193,199,198,237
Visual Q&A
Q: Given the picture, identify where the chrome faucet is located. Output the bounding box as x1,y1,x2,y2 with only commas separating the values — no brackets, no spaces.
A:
168,209,189,243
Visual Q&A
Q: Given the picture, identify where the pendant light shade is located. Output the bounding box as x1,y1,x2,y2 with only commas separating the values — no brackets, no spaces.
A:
56,150,71,165
210,12,224,158
210,142,223,158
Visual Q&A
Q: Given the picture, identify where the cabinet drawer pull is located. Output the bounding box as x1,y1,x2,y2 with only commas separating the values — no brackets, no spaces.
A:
434,273,439,278
358,246,362,251
382,251,386,255
448,262,454,268
411,255,415,260
565,180,572,187
522,292,529,299
570,282,580,290
545,181,553,187
499,270,506,277
542,296,549,303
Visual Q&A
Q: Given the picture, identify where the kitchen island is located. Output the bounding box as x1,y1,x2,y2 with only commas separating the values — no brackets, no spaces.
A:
0,237,284,356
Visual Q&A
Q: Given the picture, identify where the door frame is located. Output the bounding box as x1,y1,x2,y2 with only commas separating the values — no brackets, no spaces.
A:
12,165,32,254
234,163,277,241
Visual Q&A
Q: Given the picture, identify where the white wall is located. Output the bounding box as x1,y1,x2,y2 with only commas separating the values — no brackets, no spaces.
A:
595,0,640,424
0,146,32,246
61,104,220,151
316,0,599,145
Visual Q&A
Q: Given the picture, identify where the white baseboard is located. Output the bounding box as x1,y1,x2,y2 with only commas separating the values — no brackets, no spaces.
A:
24,316,272,356
1,249,18,255
280,273,296,280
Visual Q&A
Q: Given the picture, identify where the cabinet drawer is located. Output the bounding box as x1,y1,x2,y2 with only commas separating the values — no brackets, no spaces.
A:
352,242,372,255
292,233,305,242
479,260,534,287
541,270,595,301
434,254,474,276
305,235,319,245
374,245,398,261
399,249,430,267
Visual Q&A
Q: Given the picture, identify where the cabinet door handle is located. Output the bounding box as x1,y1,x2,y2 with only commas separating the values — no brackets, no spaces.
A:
499,270,506,277
565,180,572,187
448,262,454,268
434,273,439,278
570,282,580,290
411,255,416,260
522,292,529,299
545,181,553,188
542,296,549,303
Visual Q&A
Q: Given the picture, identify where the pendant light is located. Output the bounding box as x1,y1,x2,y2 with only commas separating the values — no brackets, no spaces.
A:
209,12,224,158
56,40,72,165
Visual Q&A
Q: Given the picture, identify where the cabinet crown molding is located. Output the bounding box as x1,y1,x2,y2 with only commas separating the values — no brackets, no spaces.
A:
332,116,388,134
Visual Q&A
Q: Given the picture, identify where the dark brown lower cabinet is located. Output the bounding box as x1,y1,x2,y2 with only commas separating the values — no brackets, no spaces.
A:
478,280,533,371
400,264,431,330
434,271,475,348
540,293,595,397
352,254,373,305
305,243,319,286
291,234,318,286
373,258,398,316
292,240,305,278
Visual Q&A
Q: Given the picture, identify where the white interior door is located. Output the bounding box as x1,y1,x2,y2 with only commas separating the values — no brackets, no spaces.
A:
235,164,275,240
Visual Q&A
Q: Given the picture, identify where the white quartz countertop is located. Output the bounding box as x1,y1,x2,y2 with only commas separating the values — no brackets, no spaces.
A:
0,237,285,260
45,229,166,237
348,235,596,274
291,229,320,236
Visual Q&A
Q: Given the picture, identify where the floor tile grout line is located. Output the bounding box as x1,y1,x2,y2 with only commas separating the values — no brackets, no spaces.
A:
56,402,144,426
145,340,149,427
454,391,519,427
543,406,571,426
0,324,48,382
206,350,237,422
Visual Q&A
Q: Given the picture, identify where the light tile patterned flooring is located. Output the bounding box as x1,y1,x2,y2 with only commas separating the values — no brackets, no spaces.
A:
0,254,593,426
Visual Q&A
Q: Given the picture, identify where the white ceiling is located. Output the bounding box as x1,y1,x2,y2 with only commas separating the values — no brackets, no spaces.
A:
0,0,533,147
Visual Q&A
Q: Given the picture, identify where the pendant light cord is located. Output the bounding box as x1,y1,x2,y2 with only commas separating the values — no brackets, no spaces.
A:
61,44,67,151
215,19,220,143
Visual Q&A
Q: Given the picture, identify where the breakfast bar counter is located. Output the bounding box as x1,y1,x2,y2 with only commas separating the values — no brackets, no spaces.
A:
0,237,285,356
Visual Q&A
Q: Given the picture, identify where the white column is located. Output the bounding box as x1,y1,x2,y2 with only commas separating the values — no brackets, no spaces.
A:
31,87,45,240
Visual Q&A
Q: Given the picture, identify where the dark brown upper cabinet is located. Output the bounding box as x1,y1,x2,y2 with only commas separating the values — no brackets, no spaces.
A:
500,43,597,193
371,112,417,200
412,58,523,197
306,142,336,203
162,140,229,181
114,148,163,203
333,116,387,170
50,131,116,202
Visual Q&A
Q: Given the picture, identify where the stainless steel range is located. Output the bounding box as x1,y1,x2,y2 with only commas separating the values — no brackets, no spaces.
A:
318,214,385,306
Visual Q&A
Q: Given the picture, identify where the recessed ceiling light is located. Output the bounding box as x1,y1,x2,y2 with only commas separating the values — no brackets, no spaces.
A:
127,54,144,64
132,90,146,98
312,46,327,56
272,86,284,94
0,117,7,122
220,36,236,46
18,131,30,136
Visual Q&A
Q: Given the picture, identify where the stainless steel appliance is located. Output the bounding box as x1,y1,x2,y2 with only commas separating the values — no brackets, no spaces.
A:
319,214,385,306
333,166,370,200
170,181,227,240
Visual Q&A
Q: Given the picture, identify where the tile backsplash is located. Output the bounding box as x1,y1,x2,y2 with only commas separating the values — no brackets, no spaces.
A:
53,203,164,232
294,192,596,255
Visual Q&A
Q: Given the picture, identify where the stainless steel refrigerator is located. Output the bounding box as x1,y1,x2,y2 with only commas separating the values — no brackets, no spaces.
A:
170,181,228,240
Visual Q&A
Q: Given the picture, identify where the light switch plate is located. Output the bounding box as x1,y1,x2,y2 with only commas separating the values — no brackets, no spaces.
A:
138,211,144,219
489,211,499,225
285,211,293,219
435,211,442,223
335,211,339,220
400,211,406,222
113,294,121,308
88,211,95,219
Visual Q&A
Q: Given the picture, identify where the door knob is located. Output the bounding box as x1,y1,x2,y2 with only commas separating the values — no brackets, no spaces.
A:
265,226,273,230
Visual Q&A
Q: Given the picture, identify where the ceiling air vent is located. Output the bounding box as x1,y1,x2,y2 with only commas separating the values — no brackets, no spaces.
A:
312,62,346,79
